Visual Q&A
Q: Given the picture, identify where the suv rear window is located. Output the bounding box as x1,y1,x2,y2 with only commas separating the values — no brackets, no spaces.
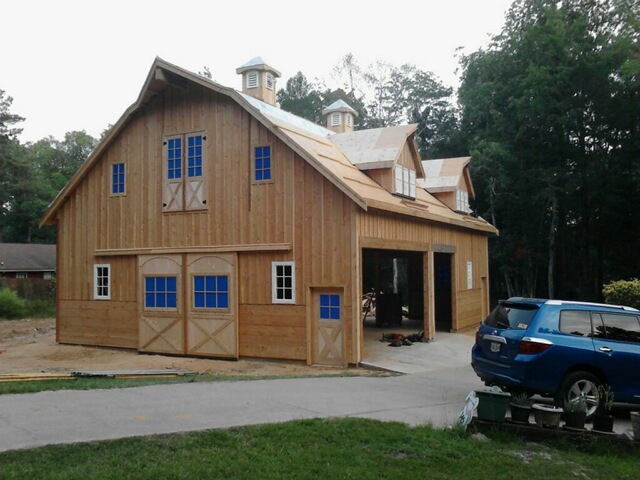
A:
484,302,538,330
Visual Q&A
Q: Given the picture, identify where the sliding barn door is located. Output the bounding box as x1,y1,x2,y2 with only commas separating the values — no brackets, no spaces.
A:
138,255,184,354
185,253,238,358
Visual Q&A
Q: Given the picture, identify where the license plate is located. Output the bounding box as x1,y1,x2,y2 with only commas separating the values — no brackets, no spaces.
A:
490,342,501,353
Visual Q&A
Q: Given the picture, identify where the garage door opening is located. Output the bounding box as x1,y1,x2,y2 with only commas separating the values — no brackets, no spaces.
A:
361,249,425,346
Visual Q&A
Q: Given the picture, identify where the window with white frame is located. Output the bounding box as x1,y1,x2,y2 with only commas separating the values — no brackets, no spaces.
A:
272,261,295,304
394,165,416,198
246,71,259,89
456,189,470,213
43,272,53,280
16,273,27,279
94,264,111,300
330,112,341,126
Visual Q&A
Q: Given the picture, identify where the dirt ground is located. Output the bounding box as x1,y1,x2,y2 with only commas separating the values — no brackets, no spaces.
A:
0,318,368,377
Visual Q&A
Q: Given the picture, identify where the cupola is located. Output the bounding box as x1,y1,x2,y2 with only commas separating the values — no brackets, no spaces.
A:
322,100,357,133
236,56,281,106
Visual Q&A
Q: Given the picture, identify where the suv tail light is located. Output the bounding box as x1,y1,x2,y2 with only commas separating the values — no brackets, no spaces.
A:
519,337,553,355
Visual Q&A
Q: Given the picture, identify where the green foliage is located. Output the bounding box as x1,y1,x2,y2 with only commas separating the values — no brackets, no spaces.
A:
0,418,638,479
459,0,640,301
24,298,55,318
597,384,614,412
602,279,640,309
511,392,533,406
564,397,587,413
0,287,26,319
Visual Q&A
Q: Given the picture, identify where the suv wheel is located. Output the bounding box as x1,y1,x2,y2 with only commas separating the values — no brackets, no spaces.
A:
556,371,601,419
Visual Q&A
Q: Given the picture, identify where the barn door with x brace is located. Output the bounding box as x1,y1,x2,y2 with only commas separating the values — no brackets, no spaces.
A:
139,255,185,354
309,287,346,367
185,253,238,358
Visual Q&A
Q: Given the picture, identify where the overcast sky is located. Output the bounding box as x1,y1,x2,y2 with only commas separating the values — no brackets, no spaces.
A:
3,0,514,143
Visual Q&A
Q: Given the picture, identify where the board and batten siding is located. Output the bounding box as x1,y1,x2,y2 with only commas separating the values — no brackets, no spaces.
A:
357,209,490,331
54,82,357,361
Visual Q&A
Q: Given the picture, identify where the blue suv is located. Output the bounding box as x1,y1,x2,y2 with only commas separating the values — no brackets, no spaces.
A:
471,297,640,417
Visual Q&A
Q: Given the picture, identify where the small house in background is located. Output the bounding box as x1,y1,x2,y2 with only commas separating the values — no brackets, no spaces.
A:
0,243,56,300
40,57,497,367
0,243,56,280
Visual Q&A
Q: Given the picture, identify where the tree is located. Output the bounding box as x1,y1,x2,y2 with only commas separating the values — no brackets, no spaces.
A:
458,0,640,301
0,90,25,242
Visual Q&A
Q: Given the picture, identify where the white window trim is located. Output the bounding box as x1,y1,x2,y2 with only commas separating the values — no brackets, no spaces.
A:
272,261,295,304
394,165,416,198
94,264,111,300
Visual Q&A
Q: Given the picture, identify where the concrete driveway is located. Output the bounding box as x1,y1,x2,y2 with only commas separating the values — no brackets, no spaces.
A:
0,331,635,452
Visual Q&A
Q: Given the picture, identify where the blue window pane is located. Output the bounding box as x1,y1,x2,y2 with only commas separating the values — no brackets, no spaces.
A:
167,293,177,308
331,295,340,307
167,276,176,292
194,292,204,308
264,158,270,169
156,293,166,308
195,166,202,176
194,276,204,291
256,158,263,170
330,307,340,320
320,295,330,307
218,293,229,309
145,277,154,291
156,277,165,291
205,276,216,291
217,276,228,292
255,146,263,157
320,307,330,319
206,293,216,308
145,293,154,308
263,170,271,180
255,170,263,181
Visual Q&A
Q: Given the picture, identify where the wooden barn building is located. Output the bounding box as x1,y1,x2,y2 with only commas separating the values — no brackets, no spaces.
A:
41,57,497,367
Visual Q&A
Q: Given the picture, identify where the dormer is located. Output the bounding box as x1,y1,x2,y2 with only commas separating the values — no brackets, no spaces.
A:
236,57,281,106
330,124,424,200
322,100,357,134
418,157,476,214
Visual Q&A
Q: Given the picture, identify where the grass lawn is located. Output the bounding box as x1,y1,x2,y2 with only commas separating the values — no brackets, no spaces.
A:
0,371,372,395
0,418,637,479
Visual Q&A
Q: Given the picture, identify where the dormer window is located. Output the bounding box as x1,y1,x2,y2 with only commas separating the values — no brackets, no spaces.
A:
394,165,416,198
331,112,341,127
266,73,275,90
246,71,259,89
456,189,470,213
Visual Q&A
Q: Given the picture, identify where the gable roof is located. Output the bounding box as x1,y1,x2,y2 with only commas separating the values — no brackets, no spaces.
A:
419,157,476,199
41,57,496,234
331,125,425,175
0,243,56,272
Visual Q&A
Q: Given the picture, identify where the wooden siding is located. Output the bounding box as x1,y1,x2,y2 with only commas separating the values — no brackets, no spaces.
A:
397,143,415,170
357,209,490,331
57,299,138,348
54,82,357,362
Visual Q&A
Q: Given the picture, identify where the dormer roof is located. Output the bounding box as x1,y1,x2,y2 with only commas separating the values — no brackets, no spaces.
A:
419,156,476,198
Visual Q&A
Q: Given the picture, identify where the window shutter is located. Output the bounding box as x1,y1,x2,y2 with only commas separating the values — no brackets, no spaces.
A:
266,73,274,90
395,165,403,194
